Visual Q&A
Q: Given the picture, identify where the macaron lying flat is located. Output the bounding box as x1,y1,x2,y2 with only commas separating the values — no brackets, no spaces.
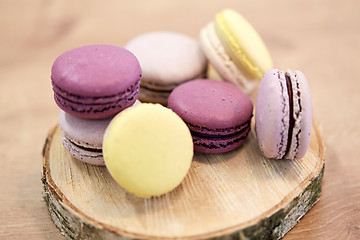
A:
255,69,312,159
58,110,111,166
59,100,141,165
51,44,141,119
200,9,273,93
125,31,207,105
168,79,253,153
103,103,193,198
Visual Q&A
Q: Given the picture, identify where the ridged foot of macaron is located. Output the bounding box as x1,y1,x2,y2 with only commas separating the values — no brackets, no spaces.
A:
192,123,251,153
255,69,312,159
61,135,105,166
58,110,112,166
168,79,253,154
51,44,141,119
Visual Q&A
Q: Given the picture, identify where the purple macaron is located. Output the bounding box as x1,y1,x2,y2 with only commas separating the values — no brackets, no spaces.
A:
58,110,111,166
58,100,142,165
168,79,253,153
51,44,141,119
255,69,312,159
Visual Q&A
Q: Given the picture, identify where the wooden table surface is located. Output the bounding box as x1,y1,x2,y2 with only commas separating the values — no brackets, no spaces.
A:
1,0,359,239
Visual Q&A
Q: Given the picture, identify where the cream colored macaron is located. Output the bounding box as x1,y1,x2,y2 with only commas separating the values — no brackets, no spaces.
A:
200,9,273,93
103,103,193,198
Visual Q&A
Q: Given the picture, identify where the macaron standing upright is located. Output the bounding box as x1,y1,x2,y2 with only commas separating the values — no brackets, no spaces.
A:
51,44,141,119
200,9,273,94
255,69,312,159
125,31,207,105
168,79,253,153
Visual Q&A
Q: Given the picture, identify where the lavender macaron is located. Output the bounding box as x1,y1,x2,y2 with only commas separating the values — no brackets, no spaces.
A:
168,79,253,153
58,100,141,165
58,110,111,166
255,69,312,159
51,44,141,119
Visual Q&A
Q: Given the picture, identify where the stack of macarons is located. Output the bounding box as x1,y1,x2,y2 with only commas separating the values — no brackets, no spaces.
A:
51,44,142,166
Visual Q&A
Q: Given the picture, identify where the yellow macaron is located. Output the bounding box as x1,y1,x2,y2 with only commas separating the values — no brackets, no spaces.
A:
200,9,273,93
103,103,193,198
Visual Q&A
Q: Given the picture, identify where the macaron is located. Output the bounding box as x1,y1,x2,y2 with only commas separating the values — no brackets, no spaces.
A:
200,9,273,93
255,69,312,159
103,103,193,198
125,31,207,105
59,100,141,165
168,79,253,153
58,110,111,166
51,44,141,119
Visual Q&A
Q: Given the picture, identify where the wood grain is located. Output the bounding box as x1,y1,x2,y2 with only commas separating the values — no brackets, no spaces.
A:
42,118,324,239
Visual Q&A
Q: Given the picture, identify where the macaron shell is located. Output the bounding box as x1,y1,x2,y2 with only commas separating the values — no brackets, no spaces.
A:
285,70,312,159
125,31,207,86
255,69,290,159
200,23,256,93
168,79,253,130
58,110,113,147
51,44,141,97
215,9,273,80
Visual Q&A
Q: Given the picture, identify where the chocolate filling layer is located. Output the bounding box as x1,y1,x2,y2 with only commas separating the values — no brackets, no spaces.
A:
68,138,103,153
285,73,295,156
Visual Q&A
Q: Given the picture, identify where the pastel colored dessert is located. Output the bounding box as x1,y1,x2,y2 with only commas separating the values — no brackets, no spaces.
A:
103,103,193,198
168,79,253,153
59,100,141,165
255,69,312,159
51,44,141,119
58,110,111,166
125,31,207,105
200,9,273,93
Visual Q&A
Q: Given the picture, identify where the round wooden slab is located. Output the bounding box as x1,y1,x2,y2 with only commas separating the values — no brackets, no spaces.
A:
42,120,325,240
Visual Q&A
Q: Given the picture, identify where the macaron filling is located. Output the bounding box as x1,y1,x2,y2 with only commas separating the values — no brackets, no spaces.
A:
279,70,303,159
189,120,251,151
53,79,139,117
65,136,102,153
285,72,295,157
62,135,104,165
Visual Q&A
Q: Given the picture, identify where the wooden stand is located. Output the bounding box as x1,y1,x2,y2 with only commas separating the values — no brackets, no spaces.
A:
42,120,325,240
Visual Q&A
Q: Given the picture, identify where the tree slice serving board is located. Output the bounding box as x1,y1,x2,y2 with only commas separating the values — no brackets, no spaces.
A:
42,119,325,240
